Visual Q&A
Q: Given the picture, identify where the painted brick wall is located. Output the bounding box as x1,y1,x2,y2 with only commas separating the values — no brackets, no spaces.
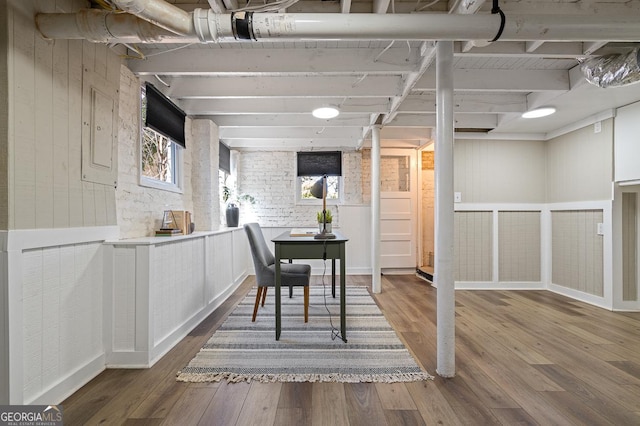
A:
361,149,411,202
421,150,435,267
116,66,192,238
236,150,364,227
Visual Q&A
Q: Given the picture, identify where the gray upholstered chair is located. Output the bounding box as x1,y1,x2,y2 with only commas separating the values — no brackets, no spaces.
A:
244,223,311,322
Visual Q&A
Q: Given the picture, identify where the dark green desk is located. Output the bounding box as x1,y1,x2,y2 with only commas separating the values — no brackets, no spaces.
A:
273,231,348,342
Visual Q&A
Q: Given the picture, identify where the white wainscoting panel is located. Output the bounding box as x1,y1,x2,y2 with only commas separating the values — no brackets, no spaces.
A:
2,226,117,405
105,229,248,368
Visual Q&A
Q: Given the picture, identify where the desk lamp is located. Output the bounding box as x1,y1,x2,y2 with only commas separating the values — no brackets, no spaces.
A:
310,176,336,239
297,151,342,239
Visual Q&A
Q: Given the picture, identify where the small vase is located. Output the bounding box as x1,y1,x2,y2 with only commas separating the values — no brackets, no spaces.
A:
318,222,332,233
226,204,240,227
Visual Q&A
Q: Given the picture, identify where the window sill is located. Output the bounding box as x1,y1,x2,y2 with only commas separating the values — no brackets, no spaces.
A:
139,177,183,194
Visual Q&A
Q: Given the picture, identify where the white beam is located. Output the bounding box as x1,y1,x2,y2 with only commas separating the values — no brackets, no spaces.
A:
340,0,351,13
128,48,419,75
211,114,372,127
454,41,585,58
382,41,436,126
398,93,527,114
179,98,391,114
380,127,432,140
388,113,498,129
415,69,570,92
525,40,545,52
227,138,361,149
219,126,364,139
373,0,391,14
158,75,403,98
583,41,608,55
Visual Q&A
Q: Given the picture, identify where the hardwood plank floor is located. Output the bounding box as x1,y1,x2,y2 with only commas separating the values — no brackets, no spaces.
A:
62,274,640,425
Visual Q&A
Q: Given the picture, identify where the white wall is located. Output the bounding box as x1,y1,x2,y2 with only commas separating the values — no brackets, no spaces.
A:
6,0,120,231
454,138,546,204
106,229,248,368
547,118,613,203
0,0,232,405
450,125,615,306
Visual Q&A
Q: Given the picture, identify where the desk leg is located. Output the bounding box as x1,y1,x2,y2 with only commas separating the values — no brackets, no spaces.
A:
332,259,336,298
340,243,347,343
275,246,282,341
289,259,293,298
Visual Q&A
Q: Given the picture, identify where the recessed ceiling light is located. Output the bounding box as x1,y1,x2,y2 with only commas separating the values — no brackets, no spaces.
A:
312,106,340,119
522,107,556,119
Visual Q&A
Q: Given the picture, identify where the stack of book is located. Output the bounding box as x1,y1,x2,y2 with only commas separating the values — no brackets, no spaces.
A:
155,228,182,236
156,210,193,237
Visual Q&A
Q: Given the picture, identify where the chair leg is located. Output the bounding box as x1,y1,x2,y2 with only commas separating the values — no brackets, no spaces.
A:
304,286,309,323
261,286,268,306
252,287,263,322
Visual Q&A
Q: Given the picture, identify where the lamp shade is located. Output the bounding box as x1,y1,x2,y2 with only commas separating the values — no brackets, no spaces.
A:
310,177,325,199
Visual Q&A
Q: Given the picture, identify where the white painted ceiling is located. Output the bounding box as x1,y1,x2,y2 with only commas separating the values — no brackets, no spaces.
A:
121,0,640,150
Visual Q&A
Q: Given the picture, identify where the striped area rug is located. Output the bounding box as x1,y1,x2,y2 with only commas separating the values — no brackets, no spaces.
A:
176,286,433,383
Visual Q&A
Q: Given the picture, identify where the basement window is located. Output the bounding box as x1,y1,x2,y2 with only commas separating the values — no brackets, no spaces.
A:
139,84,184,192
296,151,343,204
298,176,341,203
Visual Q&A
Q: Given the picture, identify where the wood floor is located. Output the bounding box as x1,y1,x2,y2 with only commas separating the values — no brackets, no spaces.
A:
61,274,640,425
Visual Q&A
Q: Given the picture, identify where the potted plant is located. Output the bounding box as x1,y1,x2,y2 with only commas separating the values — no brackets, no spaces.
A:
223,185,255,227
317,209,332,233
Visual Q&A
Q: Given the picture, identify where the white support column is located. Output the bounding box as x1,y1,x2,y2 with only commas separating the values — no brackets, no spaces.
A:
191,119,220,231
371,125,382,293
435,40,456,378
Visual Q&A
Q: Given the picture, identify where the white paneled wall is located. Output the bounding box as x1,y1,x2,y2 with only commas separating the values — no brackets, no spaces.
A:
150,239,206,347
551,210,604,297
22,243,104,402
106,228,248,368
8,0,120,230
454,211,493,282
2,226,118,405
498,211,541,282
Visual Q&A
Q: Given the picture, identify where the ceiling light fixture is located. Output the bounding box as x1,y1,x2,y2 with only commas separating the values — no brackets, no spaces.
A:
312,106,340,119
522,107,556,119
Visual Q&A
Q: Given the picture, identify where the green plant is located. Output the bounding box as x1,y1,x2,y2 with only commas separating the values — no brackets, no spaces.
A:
222,185,255,206
317,210,332,223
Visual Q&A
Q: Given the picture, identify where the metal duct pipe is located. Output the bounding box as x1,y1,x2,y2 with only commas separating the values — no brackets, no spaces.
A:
36,9,186,43
112,0,195,36
36,10,640,44
581,48,640,88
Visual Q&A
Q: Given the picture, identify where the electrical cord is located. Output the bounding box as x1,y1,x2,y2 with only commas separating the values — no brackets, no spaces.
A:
489,0,506,42
320,240,344,342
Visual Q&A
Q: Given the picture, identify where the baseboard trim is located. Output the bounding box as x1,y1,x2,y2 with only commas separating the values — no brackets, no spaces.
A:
27,353,105,405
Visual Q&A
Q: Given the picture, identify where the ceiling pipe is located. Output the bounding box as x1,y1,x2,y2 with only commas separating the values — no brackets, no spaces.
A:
36,9,640,44
111,0,195,36
36,9,186,44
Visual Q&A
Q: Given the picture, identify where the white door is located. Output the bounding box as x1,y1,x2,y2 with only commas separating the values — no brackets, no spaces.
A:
380,149,418,269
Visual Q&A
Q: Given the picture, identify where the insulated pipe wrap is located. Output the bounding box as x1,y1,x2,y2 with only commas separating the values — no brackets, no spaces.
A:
36,9,180,43
581,48,640,88
113,0,195,36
